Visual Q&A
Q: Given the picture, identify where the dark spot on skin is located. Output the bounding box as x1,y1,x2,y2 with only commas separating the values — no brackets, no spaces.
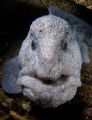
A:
30,33,34,37
30,30,35,38
19,64,22,70
39,30,43,33
61,40,67,51
66,31,69,35
31,40,36,50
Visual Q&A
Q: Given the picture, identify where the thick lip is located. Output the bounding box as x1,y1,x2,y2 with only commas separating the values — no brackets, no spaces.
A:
39,74,69,85
17,74,69,89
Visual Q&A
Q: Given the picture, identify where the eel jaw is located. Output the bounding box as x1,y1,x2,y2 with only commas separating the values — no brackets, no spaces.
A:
16,74,69,90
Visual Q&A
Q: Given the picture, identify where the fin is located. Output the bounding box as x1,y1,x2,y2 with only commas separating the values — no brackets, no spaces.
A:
2,56,22,93
48,6,74,20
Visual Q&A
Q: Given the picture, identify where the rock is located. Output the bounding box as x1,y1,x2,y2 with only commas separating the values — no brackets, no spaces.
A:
81,106,92,120
73,0,92,9
74,57,92,105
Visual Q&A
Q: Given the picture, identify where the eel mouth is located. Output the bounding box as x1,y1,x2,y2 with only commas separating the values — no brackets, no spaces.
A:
17,74,69,90
39,74,69,85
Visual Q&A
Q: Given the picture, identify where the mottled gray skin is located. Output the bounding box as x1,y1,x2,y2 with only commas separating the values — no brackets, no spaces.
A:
2,15,82,108
48,6,92,63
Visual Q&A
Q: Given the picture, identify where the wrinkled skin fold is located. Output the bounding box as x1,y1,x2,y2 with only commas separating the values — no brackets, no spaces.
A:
2,15,82,108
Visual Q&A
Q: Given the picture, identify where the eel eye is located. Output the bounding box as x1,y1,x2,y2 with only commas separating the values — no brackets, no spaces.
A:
61,40,67,51
31,40,36,50
30,33,34,37
30,32,37,50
